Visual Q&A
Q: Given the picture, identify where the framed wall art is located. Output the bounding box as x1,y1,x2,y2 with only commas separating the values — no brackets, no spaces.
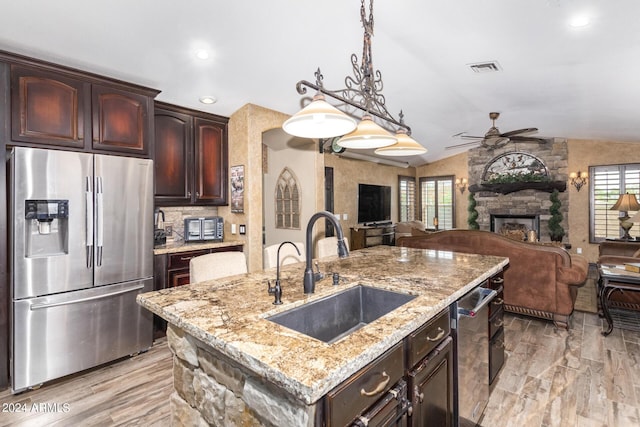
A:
230,165,244,213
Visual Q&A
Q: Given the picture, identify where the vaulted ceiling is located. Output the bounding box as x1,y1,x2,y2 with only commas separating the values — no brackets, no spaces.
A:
1,1,638,165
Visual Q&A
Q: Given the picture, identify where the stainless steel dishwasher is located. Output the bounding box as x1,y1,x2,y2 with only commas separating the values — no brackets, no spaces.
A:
452,285,497,427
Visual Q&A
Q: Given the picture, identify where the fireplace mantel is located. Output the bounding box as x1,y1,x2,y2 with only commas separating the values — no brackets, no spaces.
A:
469,181,567,194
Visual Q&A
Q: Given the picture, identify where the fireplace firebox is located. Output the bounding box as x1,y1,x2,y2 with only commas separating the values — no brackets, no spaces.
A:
490,214,540,241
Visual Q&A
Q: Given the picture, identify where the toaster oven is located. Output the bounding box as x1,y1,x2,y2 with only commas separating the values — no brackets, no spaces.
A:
184,216,224,242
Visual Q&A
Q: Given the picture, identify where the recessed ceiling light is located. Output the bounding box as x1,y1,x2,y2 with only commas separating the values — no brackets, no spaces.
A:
199,96,217,105
569,15,590,28
195,49,210,60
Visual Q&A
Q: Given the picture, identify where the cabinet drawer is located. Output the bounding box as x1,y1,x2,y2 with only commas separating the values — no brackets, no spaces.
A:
489,307,504,339
489,273,504,290
326,342,404,427
406,308,450,367
167,249,210,269
489,287,504,317
489,328,505,384
353,379,409,427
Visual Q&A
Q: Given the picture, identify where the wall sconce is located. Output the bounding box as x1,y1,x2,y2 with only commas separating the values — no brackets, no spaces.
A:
455,178,468,194
569,171,588,191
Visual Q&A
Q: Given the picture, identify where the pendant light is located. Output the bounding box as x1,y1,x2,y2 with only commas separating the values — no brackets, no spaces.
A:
282,92,357,139
284,0,425,155
375,128,427,156
336,115,397,149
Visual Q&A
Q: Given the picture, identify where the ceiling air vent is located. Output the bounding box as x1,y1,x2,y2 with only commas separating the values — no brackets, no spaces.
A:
467,61,502,73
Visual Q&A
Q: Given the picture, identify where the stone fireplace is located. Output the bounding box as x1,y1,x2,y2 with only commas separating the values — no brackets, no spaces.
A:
467,139,569,243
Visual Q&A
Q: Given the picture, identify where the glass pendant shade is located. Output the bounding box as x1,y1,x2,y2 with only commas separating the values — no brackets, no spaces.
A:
336,115,397,149
374,129,427,156
282,93,357,139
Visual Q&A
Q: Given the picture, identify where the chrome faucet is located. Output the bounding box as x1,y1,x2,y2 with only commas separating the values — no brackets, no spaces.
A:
303,211,349,294
267,241,301,305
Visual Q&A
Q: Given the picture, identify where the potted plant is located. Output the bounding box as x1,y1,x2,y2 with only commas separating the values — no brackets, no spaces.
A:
467,192,479,230
548,189,565,242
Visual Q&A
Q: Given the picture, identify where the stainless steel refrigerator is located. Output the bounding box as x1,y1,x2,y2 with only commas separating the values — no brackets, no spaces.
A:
9,146,154,393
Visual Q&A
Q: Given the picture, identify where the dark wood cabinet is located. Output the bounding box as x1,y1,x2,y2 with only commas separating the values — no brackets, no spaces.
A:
193,117,227,204
406,308,454,427
154,109,192,204
11,65,87,148
91,84,151,155
408,337,454,427
154,103,228,206
8,59,157,156
325,342,406,427
486,273,505,385
351,225,395,250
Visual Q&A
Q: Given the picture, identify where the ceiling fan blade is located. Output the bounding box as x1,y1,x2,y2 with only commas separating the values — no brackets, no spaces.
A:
500,127,538,137
460,135,485,140
509,136,550,143
445,141,481,150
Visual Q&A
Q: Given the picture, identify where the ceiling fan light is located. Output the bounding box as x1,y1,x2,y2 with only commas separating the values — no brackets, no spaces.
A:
336,115,397,149
282,93,357,138
374,130,427,156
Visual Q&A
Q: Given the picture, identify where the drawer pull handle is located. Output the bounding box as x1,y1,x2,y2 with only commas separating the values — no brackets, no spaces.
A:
493,298,504,305
493,319,504,328
496,339,505,349
360,371,390,397
493,277,504,284
426,327,445,342
180,256,194,261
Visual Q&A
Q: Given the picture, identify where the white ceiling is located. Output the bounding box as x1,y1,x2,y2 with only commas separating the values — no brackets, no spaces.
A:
1,0,639,166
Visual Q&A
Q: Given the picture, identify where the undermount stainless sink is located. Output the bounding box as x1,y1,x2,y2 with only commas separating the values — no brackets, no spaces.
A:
267,285,416,344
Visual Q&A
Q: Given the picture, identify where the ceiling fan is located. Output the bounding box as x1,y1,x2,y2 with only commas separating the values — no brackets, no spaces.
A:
446,112,549,150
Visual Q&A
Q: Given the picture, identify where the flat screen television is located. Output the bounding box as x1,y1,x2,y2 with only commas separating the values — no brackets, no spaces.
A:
357,183,391,224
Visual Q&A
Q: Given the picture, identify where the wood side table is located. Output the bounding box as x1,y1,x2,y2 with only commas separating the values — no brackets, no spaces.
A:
597,264,640,336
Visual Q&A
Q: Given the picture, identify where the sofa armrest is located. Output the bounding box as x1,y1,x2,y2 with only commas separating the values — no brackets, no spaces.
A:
557,254,589,285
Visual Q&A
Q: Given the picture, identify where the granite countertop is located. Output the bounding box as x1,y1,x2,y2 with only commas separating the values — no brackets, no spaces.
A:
138,245,508,405
153,239,244,255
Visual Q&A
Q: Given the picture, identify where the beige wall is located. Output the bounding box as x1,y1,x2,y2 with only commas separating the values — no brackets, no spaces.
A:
415,152,469,229
263,141,319,248
324,154,416,237
568,139,640,262
223,104,290,272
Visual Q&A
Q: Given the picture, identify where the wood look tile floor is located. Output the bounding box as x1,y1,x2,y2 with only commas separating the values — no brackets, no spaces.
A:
483,311,640,427
1,312,639,426
0,338,173,426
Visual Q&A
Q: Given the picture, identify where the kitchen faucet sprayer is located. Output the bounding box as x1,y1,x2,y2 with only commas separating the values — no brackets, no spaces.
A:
304,211,349,294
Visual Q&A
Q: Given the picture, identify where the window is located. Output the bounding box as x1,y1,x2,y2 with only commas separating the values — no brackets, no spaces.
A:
420,176,455,230
398,175,416,222
275,167,301,229
590,164,640,241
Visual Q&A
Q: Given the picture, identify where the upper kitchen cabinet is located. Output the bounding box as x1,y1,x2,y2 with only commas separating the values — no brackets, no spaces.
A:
154,102,228,206
5,54,158,157
91,84,152,155
10,66,87,149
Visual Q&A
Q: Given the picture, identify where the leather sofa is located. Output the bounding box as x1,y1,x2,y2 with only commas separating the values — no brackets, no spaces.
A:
598,240,640,310
397,230,589,329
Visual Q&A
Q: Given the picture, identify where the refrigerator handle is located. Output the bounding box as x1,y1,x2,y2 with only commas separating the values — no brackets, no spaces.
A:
85,176,94,269
96,176,104,267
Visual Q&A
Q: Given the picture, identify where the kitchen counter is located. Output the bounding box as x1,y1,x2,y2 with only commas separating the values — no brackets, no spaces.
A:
138,246,507,408
153,239,244,255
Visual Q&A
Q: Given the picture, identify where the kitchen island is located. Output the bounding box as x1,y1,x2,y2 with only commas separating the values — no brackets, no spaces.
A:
137,245,508,426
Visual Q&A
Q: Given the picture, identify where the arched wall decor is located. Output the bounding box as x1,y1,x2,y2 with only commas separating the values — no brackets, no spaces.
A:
482,151,549,182
275,167,301,229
